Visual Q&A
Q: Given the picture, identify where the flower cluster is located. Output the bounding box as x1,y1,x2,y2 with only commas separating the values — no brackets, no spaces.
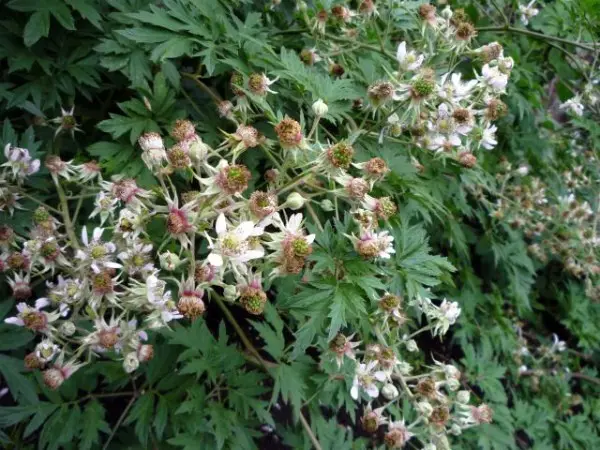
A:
325,291,490,448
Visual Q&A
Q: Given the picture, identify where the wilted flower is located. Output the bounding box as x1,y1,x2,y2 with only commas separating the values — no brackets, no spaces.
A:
329,333,360,367
248,73,278,96
384,420,414,448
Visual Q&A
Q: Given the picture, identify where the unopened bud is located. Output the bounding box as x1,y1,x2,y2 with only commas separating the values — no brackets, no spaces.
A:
456,390,470,404
446,378,460,391
417,401,433,417
450,424,462,436
224,284,238,301
285,192,305,210
320,199,334,211
381,383,399,400
123,353,140,373
312,99,328,117
60,321,76,337
159,251,181,271
405,339,418,352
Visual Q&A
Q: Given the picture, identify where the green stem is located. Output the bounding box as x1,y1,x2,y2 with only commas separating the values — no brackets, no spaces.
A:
53,176,80,250
182,73,223,104
476,26,598,52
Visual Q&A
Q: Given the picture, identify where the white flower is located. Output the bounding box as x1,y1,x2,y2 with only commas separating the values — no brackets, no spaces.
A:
350,361,387,400
35,340,60,363
90,192,118,225
206,214,264,275
2,144,40,179
480,124,498,150
76,226,122,274
516,165,529,176
4,298,57,331
117,240,154,276
440,299,461,323
519,1,539,26
560,96,584,117
439,73,478,102
431,299,461,335
479,64,509,92
396,41,424,71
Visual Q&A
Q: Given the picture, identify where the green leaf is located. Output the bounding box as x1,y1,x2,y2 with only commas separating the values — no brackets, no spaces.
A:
0,355,38,404
23,10,50,46
65,0,103,30
79,400,110,450
50,2,76,30
250,319,284,360
153,396,169,440
124,393,154,446
270,362,307,415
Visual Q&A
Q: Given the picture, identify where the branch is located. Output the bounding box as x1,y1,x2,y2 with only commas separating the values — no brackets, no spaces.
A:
181,73,223,104
476,26,598,52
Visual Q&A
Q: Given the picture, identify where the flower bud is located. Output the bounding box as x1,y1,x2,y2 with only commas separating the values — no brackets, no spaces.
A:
456,390,470,404
516,165,529,176
320,199,334,211
188,137,210,163
285,192,305,210
446,378,460,391
312,99,328,117
159,251,181,271
224,284,238,301
60,321,76,336
123,352,140,373
450,423,462,436
137,344,154,362
417,401,433,417
405,339,418,352
43,368,65,390
381,383,399,400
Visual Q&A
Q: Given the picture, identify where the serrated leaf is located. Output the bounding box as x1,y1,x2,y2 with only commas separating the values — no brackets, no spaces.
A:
23,10,50,47
79,400,110,450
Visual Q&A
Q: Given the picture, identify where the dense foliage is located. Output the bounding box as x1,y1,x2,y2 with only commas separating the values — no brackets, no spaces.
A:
0,1,599,449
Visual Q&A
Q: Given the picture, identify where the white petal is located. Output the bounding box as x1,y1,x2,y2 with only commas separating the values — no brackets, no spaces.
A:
16,302,28,312
350,385,359,400
5,317,25,326
396,41,407,62
235,221,256,240
81,226,88,246
35,298,50,309
207,253,223,267
215,214,227,235
366,384,379,398
239,249,264,261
